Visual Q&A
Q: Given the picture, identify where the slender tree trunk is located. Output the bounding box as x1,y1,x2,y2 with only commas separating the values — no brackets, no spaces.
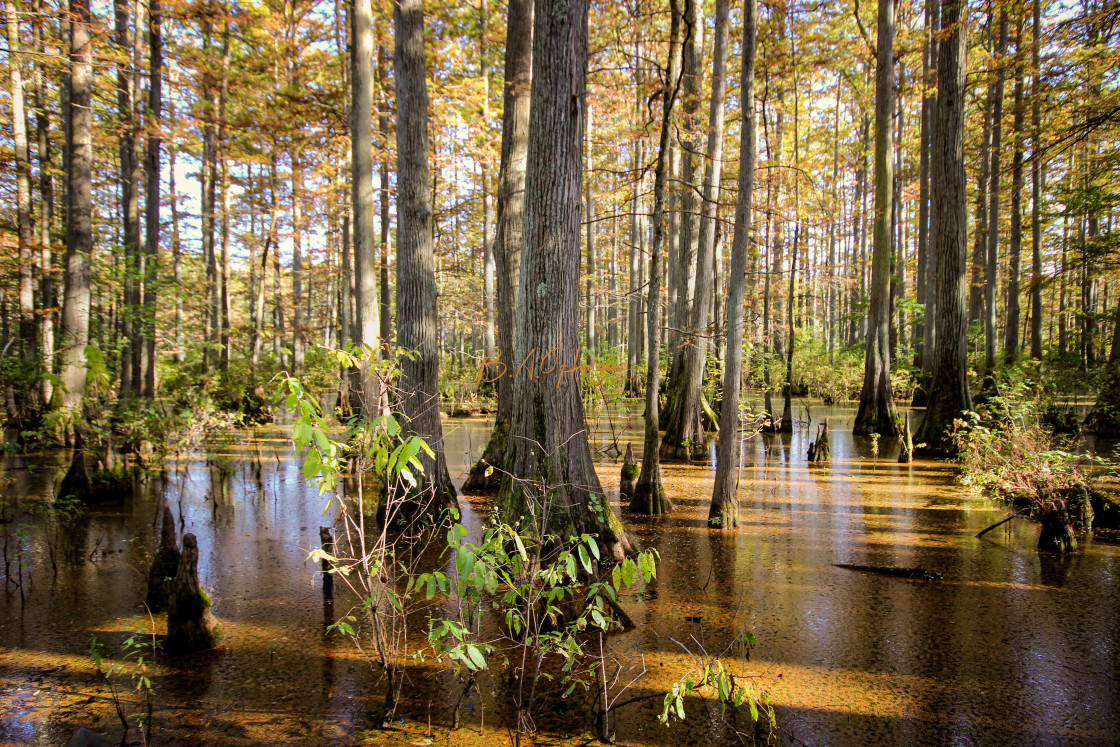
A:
378,42,392,352
57,0,93,411
115,0,140,397
141,0,161,398
352,0,380,416
666,0,702,391
970,11,993,327
393,0,457,512
914,0,933,374
201,21,217,373
291,149,306,371
217,23,231,372
585,103,597,359
1029,0,1043,360
6,0,36,373
479,0,496,378
32,0,54,404
854,0,899,437
828,77,841,360
252,155,280,376
662,0,727,459
914,0,971,456
984,9,1009,374
168,66,184,364
625,40,644,398
629,0,681,515
709,0,755,529
1004,18,1025,365
461,0,531,493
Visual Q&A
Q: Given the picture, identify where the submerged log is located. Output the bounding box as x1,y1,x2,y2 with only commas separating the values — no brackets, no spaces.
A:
165,533,221,654
145,503,180,613
619,443,637,499
834,563,943,581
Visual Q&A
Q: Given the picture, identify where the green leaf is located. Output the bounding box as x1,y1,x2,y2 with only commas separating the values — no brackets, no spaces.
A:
465,645,486,671
577,544,592,575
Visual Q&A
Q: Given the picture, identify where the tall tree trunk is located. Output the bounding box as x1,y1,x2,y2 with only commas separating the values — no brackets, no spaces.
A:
378,42,392,352
201,20,217,373
141,0,161,398
461,0,531,493
6,0,36,374
291,149,305,371
497,0,633,560
854,0,899,437
352,0,380,416
393,0,457,513
629,0,681,515
914,0,971,456
914,0,933,374
828,76,841,360
625,36,644,398
57,0,93,412
479,0,496,378
252,155,280,376
218,22,231,372
662,0,727,459
984,8,1009,374
1004,18,1025,365
709,0,755,529
969,10,993,327
115,0,141,397
585,103,597,360
666,0,702,391
1029,0,1043,360
32,0,54,404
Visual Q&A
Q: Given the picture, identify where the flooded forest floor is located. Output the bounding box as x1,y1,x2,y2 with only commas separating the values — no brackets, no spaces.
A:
2,401,1119,746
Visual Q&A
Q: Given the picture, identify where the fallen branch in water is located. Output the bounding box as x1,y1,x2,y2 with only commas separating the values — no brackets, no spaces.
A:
833,563,943,581
976,508,1031,538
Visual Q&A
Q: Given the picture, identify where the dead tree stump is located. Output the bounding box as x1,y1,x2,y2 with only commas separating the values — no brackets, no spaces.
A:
898,412,913,464
619,443,637,499
165,533,221,654
810,419,831,462
145,502,180,613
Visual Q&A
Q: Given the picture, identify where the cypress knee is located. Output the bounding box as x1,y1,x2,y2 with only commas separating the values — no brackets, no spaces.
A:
166,533,221,654
145,503,180,613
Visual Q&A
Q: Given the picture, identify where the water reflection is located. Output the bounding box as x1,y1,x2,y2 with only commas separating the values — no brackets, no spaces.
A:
1,401,1118,745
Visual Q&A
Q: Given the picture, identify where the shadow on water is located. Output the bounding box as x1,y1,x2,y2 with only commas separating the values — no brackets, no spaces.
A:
2,399,1119,745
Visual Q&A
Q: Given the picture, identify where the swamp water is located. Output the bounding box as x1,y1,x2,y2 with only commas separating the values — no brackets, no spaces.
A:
2,401,1119,746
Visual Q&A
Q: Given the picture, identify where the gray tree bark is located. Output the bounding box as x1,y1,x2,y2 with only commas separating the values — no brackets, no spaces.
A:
1029,0,1043,360
709,0,755,529
630,0,681,515
393,0,457,513
57,0,93,411
854,0,899,437
5,0,35,371
461,0,531,493
914,0,971,456
1004,18,1025,365
661,0,728,459
984,8,1009,374
141,0,161,398
497,0,633,558
352,0,381,416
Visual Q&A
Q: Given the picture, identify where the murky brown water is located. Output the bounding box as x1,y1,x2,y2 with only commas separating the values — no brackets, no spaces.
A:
2,401,1119,745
